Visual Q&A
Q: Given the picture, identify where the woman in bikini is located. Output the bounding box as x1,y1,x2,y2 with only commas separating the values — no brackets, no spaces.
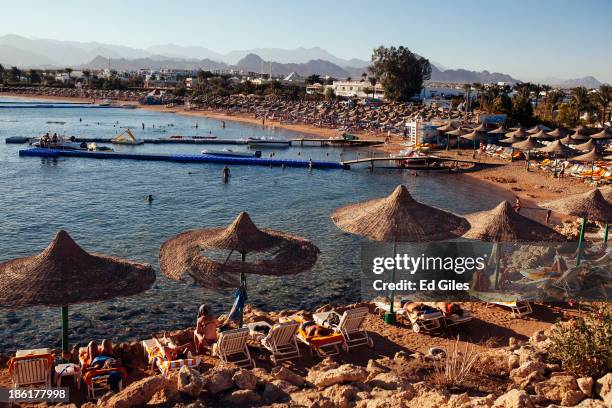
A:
194,304,220,353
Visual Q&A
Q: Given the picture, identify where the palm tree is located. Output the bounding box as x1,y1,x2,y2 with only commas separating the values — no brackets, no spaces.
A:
592,84,611,125
0,64,4,84
570,87,593,123
368,76,378,99
463,83,471,115
64,67,73,81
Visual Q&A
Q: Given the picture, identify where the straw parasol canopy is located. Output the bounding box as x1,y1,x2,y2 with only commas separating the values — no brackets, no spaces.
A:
548,127,569,138
571,126,590,141
463,201,565,242
507,127,529,139
591,128,612,140
527,124,552,134
560,135,577,145
331,185,470,242
473,123,489,132
500,134,525,144
532,129,556,140
573,139,597,152
538,140,575,157
541,189,611,223
446,128,468,136
0,230,155,307
436,122,456,132
460,130,487,142
488,126,509,134
159,212,319,289
569,148,606,163
512,136,544,150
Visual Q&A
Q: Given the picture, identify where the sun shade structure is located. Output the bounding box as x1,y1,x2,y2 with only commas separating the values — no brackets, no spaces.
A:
507,128,529,139
532,129,556,140
573,139,598,152
571,127,590,141
570,148,605,163
0,230,155,352
436,122,456,132
512,136,544,150
541,189,612,264
488,126,509,134
591,128,612,140
527,124,552,134
331,185,469,322
159,212,319,325
538,140,575,157
331,185,470,242
548,127,570,138
464,201,565,242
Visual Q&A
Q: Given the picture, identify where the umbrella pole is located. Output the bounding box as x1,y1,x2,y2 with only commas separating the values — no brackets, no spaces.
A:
239,252,246,328
61,304,69,355
603,223,609,245
384,240,397,325
576,217,587,266
494,243,501,290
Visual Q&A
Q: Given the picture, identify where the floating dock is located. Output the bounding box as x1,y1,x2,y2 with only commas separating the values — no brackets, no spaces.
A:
18,148,348,169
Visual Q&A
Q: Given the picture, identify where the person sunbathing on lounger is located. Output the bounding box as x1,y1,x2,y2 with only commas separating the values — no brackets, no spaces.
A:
194,304,220,353
301,320,332,337
402,302,437,315
434,302,464,316
157,335,195,361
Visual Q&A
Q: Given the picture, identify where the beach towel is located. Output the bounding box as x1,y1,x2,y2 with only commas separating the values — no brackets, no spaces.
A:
228,287,248,323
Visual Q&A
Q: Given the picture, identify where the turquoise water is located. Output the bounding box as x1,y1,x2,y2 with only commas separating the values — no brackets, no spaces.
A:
0,97,505,352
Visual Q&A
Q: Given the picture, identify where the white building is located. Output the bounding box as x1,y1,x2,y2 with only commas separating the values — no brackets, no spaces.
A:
332,80,385,99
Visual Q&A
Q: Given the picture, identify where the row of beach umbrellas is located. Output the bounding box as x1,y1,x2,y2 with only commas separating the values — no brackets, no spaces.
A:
1,186,610,351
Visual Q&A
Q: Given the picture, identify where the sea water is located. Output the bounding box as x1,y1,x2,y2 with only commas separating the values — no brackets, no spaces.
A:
0,97,505,352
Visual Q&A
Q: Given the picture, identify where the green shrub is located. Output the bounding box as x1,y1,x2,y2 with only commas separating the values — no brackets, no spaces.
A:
546,304,612,378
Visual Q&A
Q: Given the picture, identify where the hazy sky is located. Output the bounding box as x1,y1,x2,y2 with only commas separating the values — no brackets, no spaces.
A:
1,0,611,82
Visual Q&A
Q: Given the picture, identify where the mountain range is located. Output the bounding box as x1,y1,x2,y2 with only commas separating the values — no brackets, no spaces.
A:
0,34,603,88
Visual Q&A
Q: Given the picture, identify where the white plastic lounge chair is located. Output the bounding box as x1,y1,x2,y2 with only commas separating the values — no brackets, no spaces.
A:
313,307,373,351
423,303,473,328
213,328,255,368
470,291,533,318
246,321,301,364
9,353,53,388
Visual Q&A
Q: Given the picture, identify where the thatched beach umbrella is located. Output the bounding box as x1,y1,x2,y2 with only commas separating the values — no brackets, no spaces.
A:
573,139,597,152
488,125,509,135
159,212,319,326
464,201,564,288
548,127,569,139
571,127,590,141
527,124,552,134
591,128,612,140
532,129,556,140
507,127,529,139
512,136,544,150
541,189,612,264
0,230,155,353
538,140,575,157
461,130,487,156
331,185,469,322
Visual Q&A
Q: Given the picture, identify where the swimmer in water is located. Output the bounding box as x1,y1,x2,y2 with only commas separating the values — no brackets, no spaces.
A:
222,166,231,183
147,194,154,203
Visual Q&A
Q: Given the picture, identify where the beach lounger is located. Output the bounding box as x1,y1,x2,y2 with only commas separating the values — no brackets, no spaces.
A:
373,299,443,333
246,321,301,364
8,352,53,388
469,291,533,318
213,328,255,368
423,303,473,328
141,339,202,375
312,307,373,352
288,316,344,357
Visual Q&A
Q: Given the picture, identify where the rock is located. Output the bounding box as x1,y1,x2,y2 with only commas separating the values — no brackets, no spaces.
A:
407,382,449,407
232,369,258,390
307,364,368,388
534,375,584,406
545,363,562,373
510,360,546,381
272,379,299,395
202,367,236,394
508,337,518,348
103,375,166,408
177,366,203,397
476,350,510,375
252,367,274,383
149,371,180,405
315,304,333,313
517,345,544,365
367,372,411,391
577,377,594,397
508,354,520,370
394,350,411,361
272,366,305,387
321,384,360,408
595,373,612,406
222,389,263,406
492,389,534,408
262,381,289,403
367,359,391,377
529,330,547,343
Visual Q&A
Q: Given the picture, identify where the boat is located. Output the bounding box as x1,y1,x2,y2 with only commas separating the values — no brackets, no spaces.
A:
46,121,66,125
111,129,144,145
192,135,217,140
98,99,113,107
30,135,86,150
246,137,290,148
202,149,262,158
120,104,137,109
